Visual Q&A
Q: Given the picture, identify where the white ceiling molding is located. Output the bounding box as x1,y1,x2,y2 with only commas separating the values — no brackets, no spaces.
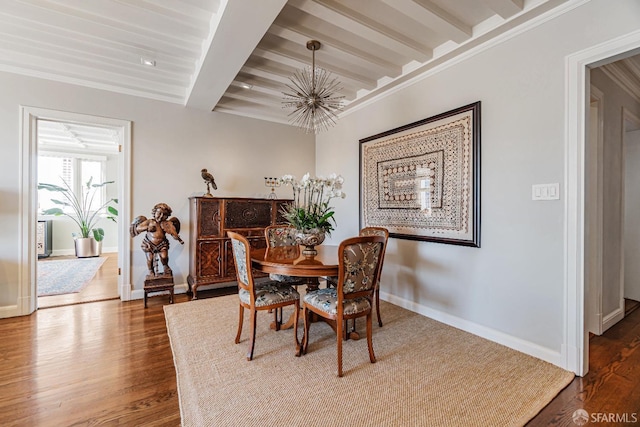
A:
600,59,640,103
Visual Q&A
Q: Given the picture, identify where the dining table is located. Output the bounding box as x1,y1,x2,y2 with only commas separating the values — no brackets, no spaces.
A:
250,244,339,292
250,244,360,339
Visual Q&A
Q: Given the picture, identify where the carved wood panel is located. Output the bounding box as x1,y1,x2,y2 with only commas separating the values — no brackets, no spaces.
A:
200,199,220,237
225,200,272,229
197,240,223,278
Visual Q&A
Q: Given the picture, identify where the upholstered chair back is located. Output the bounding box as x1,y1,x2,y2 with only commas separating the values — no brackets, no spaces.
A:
229,232,251,291
337,236,385,297
265,225,297,248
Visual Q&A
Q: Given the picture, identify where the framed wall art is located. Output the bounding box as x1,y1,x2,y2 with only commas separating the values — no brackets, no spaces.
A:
360,101,480,247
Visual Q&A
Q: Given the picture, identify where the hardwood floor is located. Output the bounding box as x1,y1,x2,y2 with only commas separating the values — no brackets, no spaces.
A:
0,290,637,426
38,253,119,309
528,301,640,426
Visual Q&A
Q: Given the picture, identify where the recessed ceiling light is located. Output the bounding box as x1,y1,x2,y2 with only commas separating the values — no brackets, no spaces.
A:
239,82,253,89
140,57,156,67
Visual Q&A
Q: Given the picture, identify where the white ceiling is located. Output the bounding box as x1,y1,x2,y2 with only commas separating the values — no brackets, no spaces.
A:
0,0,606,130
37,119,122,153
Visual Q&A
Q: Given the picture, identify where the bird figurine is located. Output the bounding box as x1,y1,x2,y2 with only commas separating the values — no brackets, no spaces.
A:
201,168,217,197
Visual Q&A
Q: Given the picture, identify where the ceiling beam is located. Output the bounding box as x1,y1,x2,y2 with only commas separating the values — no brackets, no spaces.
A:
385,0,472,44
288,0,431,62
185,0,287,110
481,0,524,19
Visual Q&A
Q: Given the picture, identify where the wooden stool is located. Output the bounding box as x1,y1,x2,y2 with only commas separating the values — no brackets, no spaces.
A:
144,275,175,308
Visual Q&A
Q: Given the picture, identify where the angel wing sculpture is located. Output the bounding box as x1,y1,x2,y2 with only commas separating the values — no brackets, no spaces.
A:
130,203,184,277
201,168,217,197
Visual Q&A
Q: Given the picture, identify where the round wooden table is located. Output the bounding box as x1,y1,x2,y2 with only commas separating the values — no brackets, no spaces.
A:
251,244,345,336
250,244,339,290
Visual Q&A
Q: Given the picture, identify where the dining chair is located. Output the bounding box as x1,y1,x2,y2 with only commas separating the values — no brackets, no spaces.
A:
359,227,389,327
264,225,306,286
301,235,386,377
264,225,307,328
227,231,301,361
326,227,389,329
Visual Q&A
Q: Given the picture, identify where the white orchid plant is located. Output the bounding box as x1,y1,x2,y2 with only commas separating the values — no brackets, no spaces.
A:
279,173,346,235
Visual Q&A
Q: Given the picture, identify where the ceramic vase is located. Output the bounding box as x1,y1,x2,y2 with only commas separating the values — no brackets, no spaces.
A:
294,229,326,257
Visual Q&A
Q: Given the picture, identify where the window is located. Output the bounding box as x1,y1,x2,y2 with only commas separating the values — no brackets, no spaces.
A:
38,152,107,214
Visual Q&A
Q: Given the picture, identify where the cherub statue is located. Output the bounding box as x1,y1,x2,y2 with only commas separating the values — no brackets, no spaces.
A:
130,203,184,277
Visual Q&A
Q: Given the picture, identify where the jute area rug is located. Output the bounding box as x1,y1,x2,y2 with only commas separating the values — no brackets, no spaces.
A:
164,295,574,427
37,256,107,296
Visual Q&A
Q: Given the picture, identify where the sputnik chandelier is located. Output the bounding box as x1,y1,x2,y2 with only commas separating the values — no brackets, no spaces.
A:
282,40,344,134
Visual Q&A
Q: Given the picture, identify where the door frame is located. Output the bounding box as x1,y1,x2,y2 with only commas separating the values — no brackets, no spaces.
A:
565,29,640,376
19,106,132,315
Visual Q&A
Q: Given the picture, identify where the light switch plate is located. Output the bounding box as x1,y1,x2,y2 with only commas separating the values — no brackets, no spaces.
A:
532,183,560,200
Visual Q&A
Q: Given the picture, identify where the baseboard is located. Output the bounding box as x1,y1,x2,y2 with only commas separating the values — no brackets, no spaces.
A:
0,304,20,319
602,306,625,332
51,249,75,257
50,247,118,257
381,291,566,369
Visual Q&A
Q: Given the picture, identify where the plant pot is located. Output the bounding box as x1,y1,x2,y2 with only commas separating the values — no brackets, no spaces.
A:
75,237,102,258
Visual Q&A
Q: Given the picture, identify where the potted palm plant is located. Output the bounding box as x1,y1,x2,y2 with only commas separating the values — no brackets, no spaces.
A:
38,177,118,257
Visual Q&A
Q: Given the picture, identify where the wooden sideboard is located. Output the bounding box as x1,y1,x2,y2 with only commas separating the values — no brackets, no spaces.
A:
187,196,291,299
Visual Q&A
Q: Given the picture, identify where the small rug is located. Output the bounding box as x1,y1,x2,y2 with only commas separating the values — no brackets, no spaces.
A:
165,295,575,427
38,257,107,296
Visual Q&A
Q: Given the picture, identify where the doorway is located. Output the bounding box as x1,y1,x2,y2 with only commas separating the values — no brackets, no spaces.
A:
566,31,640,376
585,63,640,337
35,118,122,308
19,107,132,315
622,109,640,313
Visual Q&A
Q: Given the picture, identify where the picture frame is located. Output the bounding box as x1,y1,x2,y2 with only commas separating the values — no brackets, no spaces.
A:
359,101,480,247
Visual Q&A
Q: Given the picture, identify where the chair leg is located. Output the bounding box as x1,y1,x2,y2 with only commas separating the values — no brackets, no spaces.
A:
293,301,301,356
235,304,244,344
337,315,343,377
302,307,310,355
375,287,383,327
367,312,376,364
273,308,281,331
247,309,257,361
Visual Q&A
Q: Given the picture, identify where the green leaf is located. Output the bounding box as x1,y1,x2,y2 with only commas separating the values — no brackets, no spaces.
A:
38,183,67,192
92,228,105,242
42,208,64,216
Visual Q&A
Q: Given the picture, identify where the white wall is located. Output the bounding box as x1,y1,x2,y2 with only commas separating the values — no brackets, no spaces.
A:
317,0,640,366
0,71,314,309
